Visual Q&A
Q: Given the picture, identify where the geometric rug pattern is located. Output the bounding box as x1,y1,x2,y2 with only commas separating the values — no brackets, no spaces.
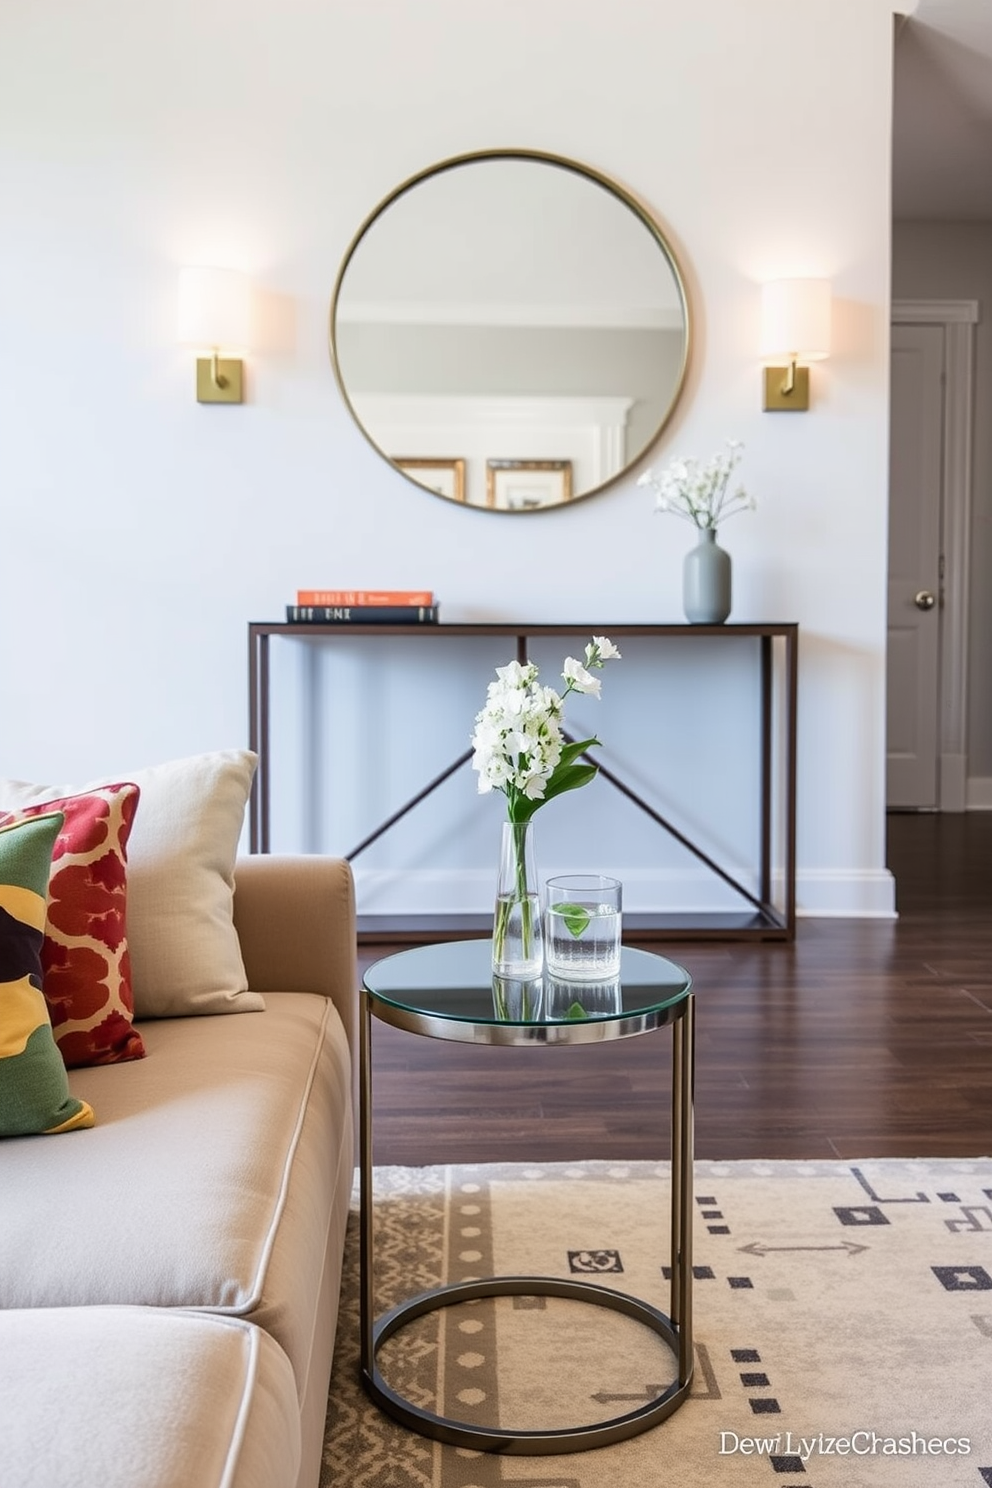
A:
322,1159,992,1487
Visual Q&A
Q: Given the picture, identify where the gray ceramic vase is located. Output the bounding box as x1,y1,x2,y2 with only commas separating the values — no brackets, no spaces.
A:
683,527,731,624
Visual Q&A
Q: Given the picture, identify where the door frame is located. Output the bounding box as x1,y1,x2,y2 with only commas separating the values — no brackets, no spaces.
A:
891,299,977,811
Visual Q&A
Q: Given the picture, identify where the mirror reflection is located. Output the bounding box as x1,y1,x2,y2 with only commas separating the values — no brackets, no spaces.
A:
329,150,690,512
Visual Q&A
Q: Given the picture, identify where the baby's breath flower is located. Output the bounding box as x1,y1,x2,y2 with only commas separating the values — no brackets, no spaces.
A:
639,440,754,530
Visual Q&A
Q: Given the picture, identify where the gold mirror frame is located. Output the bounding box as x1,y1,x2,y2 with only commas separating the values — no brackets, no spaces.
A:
328,148,691,513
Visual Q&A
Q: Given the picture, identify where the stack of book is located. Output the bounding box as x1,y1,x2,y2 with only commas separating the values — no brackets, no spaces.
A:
285,589,439,624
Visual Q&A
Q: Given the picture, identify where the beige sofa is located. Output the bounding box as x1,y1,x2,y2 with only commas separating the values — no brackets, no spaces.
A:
0,853,357,1488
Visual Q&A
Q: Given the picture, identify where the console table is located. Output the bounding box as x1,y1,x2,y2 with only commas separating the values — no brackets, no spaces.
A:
247,621,798,941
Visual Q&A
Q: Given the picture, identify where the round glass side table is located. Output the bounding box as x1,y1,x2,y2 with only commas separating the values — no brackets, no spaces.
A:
360,938,694,1455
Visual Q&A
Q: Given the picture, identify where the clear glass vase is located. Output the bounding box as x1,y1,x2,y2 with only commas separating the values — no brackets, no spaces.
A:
492,820,543,980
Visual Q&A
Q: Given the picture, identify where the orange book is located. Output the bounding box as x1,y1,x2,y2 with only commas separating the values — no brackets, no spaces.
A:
295,588,434,607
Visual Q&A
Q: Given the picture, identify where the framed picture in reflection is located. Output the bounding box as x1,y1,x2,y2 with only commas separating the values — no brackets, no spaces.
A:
395,457,466,503
486,459,573,511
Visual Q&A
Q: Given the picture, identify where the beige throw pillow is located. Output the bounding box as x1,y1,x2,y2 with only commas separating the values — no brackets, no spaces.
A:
0,750,264,1019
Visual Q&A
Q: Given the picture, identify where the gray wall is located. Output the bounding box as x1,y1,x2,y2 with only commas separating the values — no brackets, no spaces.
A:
892,221,992,788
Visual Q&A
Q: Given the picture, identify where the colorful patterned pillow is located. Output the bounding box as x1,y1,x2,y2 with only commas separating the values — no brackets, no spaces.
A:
0,786,145,1068
0,813,95,1137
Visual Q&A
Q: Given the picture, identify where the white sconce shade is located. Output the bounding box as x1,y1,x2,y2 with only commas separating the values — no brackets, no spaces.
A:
177,267,251,349
760,278,831,360
177,267,252,403
760,278,831,411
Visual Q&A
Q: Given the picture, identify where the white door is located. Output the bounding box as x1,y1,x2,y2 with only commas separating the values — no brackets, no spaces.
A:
887,323,944,809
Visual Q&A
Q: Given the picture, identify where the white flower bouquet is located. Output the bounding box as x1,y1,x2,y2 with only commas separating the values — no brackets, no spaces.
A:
471,635,621,824
637,439,755,530
471,636,621,982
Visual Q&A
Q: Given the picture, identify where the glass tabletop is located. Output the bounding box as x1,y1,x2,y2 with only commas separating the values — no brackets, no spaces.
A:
363,938,692,1045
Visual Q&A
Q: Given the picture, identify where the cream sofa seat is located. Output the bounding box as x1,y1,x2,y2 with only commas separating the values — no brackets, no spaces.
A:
1,1307,302,1488
1,996,352,1382
0,854,357,1488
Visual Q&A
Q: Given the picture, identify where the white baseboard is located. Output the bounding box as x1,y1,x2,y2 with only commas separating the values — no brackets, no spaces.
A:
966,777,992,811
353,865,898,920
794,869,897,919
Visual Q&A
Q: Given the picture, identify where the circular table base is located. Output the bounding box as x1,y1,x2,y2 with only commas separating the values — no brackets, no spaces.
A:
363,1275,693,1455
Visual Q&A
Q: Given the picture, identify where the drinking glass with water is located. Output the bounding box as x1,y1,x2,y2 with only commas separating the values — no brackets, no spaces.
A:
544,874,622,980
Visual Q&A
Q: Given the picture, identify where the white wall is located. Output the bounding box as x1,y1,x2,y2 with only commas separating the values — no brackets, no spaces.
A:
0,0,899,917
892,221,992,806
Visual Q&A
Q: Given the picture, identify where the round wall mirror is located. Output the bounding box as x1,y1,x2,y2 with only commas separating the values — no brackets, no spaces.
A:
329,149,690,513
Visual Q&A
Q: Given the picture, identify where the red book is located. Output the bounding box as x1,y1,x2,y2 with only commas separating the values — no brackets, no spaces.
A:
295,588,434,607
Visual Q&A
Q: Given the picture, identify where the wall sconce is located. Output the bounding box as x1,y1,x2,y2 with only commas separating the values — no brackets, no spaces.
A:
760,278,831,411
176,266,251,404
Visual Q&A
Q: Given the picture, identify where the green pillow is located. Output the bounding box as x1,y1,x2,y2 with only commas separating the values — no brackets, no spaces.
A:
0,812,95,1136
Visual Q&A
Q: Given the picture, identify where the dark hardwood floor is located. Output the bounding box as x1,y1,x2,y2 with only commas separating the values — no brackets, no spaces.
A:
360,812,992,1164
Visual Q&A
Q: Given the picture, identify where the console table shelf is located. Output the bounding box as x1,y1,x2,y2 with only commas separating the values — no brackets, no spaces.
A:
248,621,798,943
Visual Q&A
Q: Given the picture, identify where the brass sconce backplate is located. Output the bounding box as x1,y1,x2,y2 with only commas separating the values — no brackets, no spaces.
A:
196,357,244,404
763,365,809,412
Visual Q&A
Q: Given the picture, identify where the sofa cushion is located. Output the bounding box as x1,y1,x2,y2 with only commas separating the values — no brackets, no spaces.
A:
0,1308,301,1488
0,992,354,1402
0,785,145,1067
0,813,95,1137
0,750,263,1019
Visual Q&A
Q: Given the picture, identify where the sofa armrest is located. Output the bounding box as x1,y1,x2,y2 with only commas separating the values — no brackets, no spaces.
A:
232,854,357,1067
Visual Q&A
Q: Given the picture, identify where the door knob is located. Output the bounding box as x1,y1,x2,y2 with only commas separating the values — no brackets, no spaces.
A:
914,590,936,611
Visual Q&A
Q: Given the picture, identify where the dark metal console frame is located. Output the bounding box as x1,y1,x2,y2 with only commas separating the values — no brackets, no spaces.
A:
359,973,695,1453
248,621,798,941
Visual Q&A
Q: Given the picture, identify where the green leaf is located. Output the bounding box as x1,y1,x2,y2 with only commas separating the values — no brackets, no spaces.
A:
542,763,598,802
553,902,592,937
557,736,600,768
565,1001,587,1019
506,739,602,824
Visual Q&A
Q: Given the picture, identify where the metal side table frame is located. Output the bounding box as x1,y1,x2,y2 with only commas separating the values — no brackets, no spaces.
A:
359,941,695,1454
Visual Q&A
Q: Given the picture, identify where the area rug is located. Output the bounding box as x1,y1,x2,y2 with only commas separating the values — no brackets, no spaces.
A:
321,1159,992,1487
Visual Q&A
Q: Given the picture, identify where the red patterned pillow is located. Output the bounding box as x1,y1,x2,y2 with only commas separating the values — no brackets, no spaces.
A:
0,785,146,1067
